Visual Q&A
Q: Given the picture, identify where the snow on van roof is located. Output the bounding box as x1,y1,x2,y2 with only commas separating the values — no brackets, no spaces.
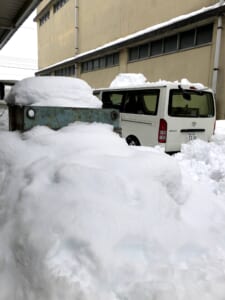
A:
109,73,207,90
6,76,102,108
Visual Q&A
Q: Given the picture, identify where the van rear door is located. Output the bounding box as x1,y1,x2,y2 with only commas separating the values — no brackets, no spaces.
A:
165,88,215,152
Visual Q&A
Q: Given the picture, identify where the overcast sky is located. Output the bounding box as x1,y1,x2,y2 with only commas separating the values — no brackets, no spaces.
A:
0,11,38,80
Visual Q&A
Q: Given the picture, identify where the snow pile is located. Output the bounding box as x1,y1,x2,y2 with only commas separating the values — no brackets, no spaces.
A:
0,119,225,299
6,76,102,108
175,121,225,195
109,73,207,90
110,73,150,88
179,78,205,89
1,73,225,300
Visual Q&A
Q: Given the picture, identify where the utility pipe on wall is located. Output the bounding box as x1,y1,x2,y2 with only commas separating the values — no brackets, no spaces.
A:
75,0,79,54
212,0,224,94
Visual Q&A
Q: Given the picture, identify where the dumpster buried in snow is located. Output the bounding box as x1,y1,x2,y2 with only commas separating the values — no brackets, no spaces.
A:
5,76,121,134
7,104,121,133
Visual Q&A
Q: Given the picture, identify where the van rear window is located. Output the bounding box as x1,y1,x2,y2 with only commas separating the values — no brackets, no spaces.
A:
168,89,215,118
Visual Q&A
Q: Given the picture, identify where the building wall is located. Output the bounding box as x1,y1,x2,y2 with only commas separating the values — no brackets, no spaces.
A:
79,0,216,52
37,0,75,69
128,47,213,85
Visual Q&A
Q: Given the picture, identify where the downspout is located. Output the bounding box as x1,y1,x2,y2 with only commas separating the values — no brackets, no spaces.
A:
211,0,224,94
75,0,79,54
74,0,79,77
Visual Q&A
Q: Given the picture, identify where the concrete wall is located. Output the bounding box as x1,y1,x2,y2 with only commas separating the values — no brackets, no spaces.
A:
80,45,213,90
79,0,216,52
37,0,75,69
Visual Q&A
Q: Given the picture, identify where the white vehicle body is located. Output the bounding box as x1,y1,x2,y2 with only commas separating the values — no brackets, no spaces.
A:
94,82,216,153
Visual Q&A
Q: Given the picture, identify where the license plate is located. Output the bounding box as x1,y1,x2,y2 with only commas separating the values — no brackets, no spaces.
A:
187,133,197,141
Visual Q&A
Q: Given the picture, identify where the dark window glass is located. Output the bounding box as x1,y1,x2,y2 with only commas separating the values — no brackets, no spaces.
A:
70,65,75,75
196,24,213,45
87,61,93,71
168,89,215,117
122,90,160,114
113,53,119,65
81,52,119,73
82,62,88,73
139,43,149,58
150,39,163,56
99,57,106,68
93,59,100,69
164,35,178,53
106,55,114,67
129,47,139,61
137,91,159,115
102,92,125,111
180,29,195,49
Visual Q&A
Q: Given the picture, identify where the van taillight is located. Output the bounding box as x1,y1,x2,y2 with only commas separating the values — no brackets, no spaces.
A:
158,119,167,143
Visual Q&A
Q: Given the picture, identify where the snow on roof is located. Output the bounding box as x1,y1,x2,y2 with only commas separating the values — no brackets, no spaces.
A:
108,74,206,90
37,2,225,73
5,76,102,108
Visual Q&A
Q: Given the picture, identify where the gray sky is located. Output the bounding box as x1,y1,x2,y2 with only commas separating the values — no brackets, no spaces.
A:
0,12,38,80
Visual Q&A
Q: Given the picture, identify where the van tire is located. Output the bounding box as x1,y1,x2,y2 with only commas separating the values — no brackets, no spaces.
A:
126,135,141,146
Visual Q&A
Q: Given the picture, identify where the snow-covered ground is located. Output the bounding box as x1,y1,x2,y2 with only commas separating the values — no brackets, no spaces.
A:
0,76,225,300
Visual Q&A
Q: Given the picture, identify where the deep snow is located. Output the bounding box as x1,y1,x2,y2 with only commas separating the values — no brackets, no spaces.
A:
0,76,225,300
6,77,102,108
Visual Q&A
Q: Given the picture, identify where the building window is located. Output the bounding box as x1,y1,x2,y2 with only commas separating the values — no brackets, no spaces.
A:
139,43,149,58
39,11,50,26
82,62,88,73
196,24,213,45
87,61,93,71
129,47,139,61
93,58,100,70
128,43,149,61
150,39,163,56
53,0,69,13
164,34,178,53
99,57,106,69
54,65,75,76
180,29,195,49
81,52,119,73
106,54,114,67
128,23,213,62
113,53,119,65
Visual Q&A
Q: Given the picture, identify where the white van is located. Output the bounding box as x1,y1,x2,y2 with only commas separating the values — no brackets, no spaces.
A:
94,82,216,153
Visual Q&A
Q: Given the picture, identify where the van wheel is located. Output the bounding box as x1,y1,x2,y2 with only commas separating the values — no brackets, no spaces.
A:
126,135,141,146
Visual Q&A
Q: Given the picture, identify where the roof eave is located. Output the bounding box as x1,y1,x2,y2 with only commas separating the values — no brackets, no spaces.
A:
0,0,41,50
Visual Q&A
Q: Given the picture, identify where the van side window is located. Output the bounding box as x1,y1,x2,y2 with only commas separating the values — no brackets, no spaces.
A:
123,90,159,115
141,91,159,115
102,92,125,110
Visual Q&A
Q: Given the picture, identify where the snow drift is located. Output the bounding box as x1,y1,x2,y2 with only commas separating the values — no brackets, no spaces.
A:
1,74,225,300
5,76,102,108
0,121,225,300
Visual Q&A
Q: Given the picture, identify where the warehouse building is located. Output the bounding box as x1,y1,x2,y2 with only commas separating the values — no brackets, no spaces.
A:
35,0,225,119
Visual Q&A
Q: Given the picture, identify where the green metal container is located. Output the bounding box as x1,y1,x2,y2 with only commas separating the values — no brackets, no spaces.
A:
8,105,121,134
